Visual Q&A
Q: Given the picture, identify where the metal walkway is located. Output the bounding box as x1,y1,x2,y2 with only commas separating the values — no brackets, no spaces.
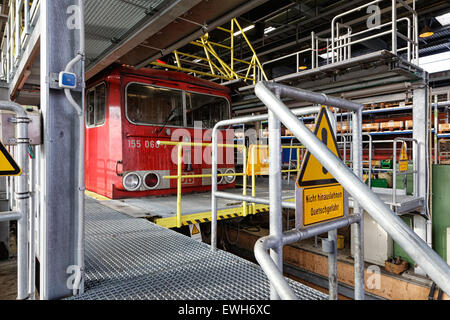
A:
68,197,327,300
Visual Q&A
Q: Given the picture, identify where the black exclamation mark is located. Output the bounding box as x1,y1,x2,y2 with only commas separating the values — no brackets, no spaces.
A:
321,128,328,175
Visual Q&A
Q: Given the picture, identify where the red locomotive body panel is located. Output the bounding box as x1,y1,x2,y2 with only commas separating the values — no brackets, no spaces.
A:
85,66,235,199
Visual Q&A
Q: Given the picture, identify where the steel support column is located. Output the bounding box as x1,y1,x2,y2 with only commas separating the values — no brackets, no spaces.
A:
39,0,84,299
412,85,430,276
268,89,283,300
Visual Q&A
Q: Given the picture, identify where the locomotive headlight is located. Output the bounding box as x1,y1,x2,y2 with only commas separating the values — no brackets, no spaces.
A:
224,169,236,184
217,169,223,184
123,172,141,191
144,172,160,189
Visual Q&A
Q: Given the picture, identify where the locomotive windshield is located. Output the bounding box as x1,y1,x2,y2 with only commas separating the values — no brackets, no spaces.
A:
186,91,229,128
126,84,184,126
126,83,230,128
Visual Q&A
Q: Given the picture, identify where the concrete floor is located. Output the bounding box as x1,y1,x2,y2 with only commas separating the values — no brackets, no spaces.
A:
0,260,17,300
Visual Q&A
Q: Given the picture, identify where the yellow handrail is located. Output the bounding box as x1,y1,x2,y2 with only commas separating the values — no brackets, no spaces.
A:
249,145,305,214
157,140,248,227
157,141,305,227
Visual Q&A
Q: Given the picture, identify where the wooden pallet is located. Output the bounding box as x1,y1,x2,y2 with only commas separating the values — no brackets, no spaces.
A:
380,121,404,131
405,120,413,130
336,124,349,133
439,123,450,133
286,124,314,136
362,123,380,132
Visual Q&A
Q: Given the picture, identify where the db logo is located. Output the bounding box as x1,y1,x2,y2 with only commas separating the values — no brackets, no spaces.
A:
181,174,195,185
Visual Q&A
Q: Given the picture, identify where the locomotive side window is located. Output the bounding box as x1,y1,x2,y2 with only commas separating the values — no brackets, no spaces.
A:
126,83,184,126
186,92,230,128
86,83,106,127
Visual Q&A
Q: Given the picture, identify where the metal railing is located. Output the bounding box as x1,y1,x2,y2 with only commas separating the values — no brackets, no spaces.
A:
156,141,306,228
241,82,450,300
330,0,418,65
211,86,365,300
157,140,247,228
210,83,450,300
392,137,418,204
1,0,40,82
260,0,419,79
0,101,31,300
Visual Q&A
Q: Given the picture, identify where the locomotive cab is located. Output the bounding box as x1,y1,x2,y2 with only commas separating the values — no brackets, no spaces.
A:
85,65,235,199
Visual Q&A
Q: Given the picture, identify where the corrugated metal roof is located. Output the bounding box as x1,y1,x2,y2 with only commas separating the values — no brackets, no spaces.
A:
85,0,170,64
419,28,450,56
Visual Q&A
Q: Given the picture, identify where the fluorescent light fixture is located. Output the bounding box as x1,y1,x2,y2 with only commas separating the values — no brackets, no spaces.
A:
436,12,450,26
418,52,450,73
319,51,337,59
233,25,255,36
264,26,276,34
193,59,201,63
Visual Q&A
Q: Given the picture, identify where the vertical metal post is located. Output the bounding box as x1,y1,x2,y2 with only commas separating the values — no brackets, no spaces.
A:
412,86,429,275
413,141,419,197
369,136,372,189
17,116,29,301
311,31,315,69
413,2,419,65
39,0,84,299
328,229,338,300
315,37,319,67
211,127,218,251
23,0,30,36
14,0,20,61
177,145,182,228
352,109,365,300
393,141,398,204
0,102,31,300
268,89,283,300
28,146,36,300
413,87,428,200
434,95,438,164
251,146,256,214
392,0,398,54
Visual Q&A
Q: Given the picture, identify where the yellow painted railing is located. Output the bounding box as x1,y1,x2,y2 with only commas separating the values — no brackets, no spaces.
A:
157,141,305,228
248,145,305,213
157,140,247,228
151,18,268,84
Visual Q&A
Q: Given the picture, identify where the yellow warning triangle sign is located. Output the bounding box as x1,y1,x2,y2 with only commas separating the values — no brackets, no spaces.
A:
0,142,21,176
400,143,408,161
297,106,341,187
191,224,200,235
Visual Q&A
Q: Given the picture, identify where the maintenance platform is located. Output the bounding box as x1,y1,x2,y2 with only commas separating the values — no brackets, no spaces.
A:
69,196,326,300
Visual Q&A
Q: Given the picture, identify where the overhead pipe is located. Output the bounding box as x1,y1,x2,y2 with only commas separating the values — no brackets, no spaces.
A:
134,0,270,69
254,82,450,296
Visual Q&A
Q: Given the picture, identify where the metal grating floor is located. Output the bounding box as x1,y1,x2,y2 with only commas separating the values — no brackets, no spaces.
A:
68,197,327,300
117,180,296,218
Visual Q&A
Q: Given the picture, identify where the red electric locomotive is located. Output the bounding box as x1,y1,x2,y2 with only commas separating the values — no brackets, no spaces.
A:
85,65,235,199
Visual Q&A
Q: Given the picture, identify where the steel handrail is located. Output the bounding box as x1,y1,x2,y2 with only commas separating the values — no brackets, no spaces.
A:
211,107,322,253
254,82,450,299
0,101,30,300
392,137,419,205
